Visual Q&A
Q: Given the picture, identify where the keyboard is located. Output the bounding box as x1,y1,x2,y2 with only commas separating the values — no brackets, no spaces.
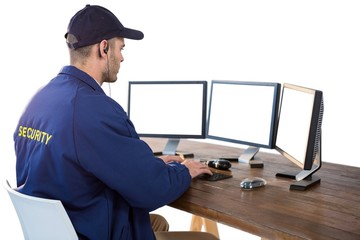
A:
197,172,232,181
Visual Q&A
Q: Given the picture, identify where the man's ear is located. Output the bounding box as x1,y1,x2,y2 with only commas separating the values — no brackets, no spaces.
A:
99,40,109,56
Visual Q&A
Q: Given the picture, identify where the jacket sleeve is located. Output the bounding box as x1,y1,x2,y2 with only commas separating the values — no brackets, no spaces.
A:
74,94,191,211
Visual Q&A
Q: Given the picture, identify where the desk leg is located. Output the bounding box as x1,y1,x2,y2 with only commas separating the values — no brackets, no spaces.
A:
190,215,219,238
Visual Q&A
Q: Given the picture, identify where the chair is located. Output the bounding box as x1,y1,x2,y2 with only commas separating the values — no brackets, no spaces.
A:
4,179,219,240
3,179,78,240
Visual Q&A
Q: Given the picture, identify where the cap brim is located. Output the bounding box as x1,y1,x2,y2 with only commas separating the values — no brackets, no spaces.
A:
121,27,144,40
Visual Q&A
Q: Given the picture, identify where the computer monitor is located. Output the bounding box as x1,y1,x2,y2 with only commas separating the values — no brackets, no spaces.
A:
127,80,207,157
275,83,324,190
206,80,281,168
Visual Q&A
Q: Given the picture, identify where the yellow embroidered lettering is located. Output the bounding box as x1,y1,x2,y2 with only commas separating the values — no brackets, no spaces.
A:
17,125,53,146
18,126,23,136
22,127,27,137
29,128,36,140
35,130,41,141
41,132,47,143
27,128,33,139
45,134,53,145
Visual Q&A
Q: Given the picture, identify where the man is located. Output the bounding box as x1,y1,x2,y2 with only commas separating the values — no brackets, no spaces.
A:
14,4,213,240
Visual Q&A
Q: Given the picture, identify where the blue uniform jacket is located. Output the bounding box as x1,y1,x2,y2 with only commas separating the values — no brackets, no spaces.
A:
14,66,192,240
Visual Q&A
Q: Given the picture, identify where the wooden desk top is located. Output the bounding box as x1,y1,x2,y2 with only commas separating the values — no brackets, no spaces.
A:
143,138,360,240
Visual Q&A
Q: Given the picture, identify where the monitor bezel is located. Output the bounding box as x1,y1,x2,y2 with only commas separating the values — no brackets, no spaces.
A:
206,80,281,149
275,83,323,172
127,80,208,139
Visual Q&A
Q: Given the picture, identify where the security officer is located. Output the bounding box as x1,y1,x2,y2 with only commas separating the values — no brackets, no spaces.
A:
14,4,213,240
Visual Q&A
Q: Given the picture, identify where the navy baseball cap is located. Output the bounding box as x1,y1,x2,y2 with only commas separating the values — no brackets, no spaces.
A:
65,4,144,49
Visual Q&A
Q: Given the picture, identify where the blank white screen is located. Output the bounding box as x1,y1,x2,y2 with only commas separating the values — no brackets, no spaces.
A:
207,82,276,147
276,87,314,166
128,82,205,136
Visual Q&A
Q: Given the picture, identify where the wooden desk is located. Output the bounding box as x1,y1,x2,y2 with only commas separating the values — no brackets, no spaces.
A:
144,138,360,240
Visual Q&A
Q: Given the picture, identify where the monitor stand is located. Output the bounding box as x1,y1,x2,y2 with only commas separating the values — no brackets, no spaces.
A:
239,146,263,168
276,171,321,191
276,133,322,191
153,139,194,158
219,146,263,168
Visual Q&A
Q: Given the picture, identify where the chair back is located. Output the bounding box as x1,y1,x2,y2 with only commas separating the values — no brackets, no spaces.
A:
3,179,78,240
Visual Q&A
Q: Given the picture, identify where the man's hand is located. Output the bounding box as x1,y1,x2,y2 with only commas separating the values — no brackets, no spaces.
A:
159,156,212,178
181,159,213,178
159,155,184,164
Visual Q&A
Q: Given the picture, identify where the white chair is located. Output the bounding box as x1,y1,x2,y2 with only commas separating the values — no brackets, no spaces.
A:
4,179,219,240
3,179,78,240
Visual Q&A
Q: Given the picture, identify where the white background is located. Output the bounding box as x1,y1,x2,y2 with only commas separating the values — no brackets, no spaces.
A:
1,1,359,239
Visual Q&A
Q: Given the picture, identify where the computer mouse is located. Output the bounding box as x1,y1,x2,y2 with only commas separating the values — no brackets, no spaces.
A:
207,159,232,170
240,177,267,189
